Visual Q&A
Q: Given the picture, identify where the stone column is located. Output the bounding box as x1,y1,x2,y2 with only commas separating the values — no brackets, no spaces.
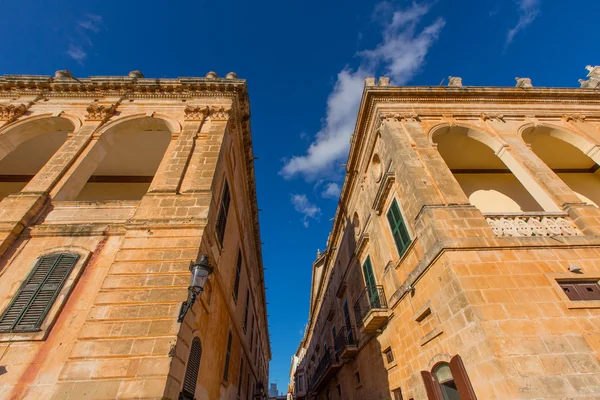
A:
180,106,231,193
147,106,206,194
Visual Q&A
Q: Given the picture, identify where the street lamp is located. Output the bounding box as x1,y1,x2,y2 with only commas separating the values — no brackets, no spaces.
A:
178,255,214,323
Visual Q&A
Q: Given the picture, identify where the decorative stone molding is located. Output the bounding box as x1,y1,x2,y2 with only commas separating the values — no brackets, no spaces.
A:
379,112,419,123
480,113,504,122
580,65,600,88
485,214,581,237
209,106,232,121
448,76,463,87
515,77,533,88
562,114,586,123
0,103,27,122
85,104,116,122
372,171,395,214
184,105,209,121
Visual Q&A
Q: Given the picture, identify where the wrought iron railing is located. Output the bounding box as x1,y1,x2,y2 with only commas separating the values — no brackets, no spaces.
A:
308,346,338,392
334,326,357,354
353,285,387,323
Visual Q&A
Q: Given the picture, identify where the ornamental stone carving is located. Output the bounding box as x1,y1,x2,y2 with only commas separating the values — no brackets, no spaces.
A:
379,112,419,123
0,104,27,122
448,76,463,87
184,105,209,121
480,113,504,122
486,215,580,237
562,114,586,123
209,106,232,121
515,77,533,88
85,104,116,122
579,65,600,88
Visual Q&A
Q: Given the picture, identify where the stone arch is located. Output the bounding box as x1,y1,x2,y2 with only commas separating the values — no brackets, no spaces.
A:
522,123,600,207
432,124,558,213
0,115,75,200
54,115,175,201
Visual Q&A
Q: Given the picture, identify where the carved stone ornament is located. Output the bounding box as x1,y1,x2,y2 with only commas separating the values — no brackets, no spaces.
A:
515,77,533,88
480,113,504,122
0,103,27,122
184,105,209,121
85,104,116,122
379,112,419,122
579,65,600,88
209,106,232,121
562,114,586,123
486,215,580,237
448,76,463,87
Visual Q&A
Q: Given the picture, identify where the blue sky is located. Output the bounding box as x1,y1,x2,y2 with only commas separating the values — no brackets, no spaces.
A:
1,0,598,391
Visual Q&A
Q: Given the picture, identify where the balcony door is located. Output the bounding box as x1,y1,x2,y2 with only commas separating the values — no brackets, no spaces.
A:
362,256,379,307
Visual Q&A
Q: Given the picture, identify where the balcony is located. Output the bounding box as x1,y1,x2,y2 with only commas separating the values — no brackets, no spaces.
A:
353,285,389,334
308,347,342,393
334,327,358,360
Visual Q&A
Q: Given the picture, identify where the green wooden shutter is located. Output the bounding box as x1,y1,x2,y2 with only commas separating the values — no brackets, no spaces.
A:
362,256,379,307
0,253,79,332
181,337,202,399
387,199,411,257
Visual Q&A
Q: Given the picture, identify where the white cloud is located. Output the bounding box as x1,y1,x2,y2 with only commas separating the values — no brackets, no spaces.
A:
280,2,444,181
67,14,103,64
291,194,321,227
506,0,541,46
66,44,87,64
78,14,103,33
322,182,342,199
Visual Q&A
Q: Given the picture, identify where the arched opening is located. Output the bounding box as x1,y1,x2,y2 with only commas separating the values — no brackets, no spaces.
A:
352,212,360,236
0,117,73,200
433,363,459,399
74,117,172,201
523,126,600,207
433,126,543,213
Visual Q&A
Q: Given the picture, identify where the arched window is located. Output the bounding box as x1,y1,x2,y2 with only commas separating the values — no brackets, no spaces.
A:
421,355,477,400
0,253,79,332
180,337,202,400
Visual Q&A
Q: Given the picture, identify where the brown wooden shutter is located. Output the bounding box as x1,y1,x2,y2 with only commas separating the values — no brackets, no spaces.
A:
0,253,79,332
421,370,443,400
449,355,478,400
181,337,202,399
575,281,600,301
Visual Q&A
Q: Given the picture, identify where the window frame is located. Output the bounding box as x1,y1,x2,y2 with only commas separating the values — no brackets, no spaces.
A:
546,272,600,310
386,198,412,257
0,250,90,342
233,249,242,301
223,331,233,382
216,180,231,247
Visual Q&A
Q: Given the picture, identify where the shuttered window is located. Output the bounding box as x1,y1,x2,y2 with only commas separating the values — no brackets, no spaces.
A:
559,280,600,301
0,253,79,333
421,355,477,400
237,357,244,397
223,331,233,381
180,337,202,400
243,289,250,332
392,388,403,400
216,181,231,246
387,199,411,257
233,250,242,300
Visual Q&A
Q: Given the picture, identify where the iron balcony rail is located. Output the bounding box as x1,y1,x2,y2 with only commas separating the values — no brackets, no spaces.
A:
308,346,338,392
353,285,388,323
334,326,357,354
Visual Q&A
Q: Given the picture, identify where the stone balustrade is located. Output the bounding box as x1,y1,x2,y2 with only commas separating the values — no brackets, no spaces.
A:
485,213,581,237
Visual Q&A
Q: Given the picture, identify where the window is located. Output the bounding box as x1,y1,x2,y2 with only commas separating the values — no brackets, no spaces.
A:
250,315,255,349
392,388,404,400
216,180,231,246
387,199,411,257
0,253,79,332
223,331,232,381
559,280,600,301
421,355,477,400
384,347,394,364
243,289,250,331
180,337,202,400
237,357,244,397
246,373,251,400
298,375,305,392
337,384,342,397
355,371,361,385
233,250,242,300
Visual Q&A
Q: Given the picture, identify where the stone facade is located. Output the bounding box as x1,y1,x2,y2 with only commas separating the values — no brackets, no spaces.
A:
293,74,600,399
0,71,270,399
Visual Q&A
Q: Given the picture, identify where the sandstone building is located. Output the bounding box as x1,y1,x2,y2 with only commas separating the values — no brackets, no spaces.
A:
0,71,270,399
292,69,600,399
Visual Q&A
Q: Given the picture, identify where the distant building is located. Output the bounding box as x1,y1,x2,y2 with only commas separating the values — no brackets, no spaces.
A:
0,71,270,399
292,70,600,399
